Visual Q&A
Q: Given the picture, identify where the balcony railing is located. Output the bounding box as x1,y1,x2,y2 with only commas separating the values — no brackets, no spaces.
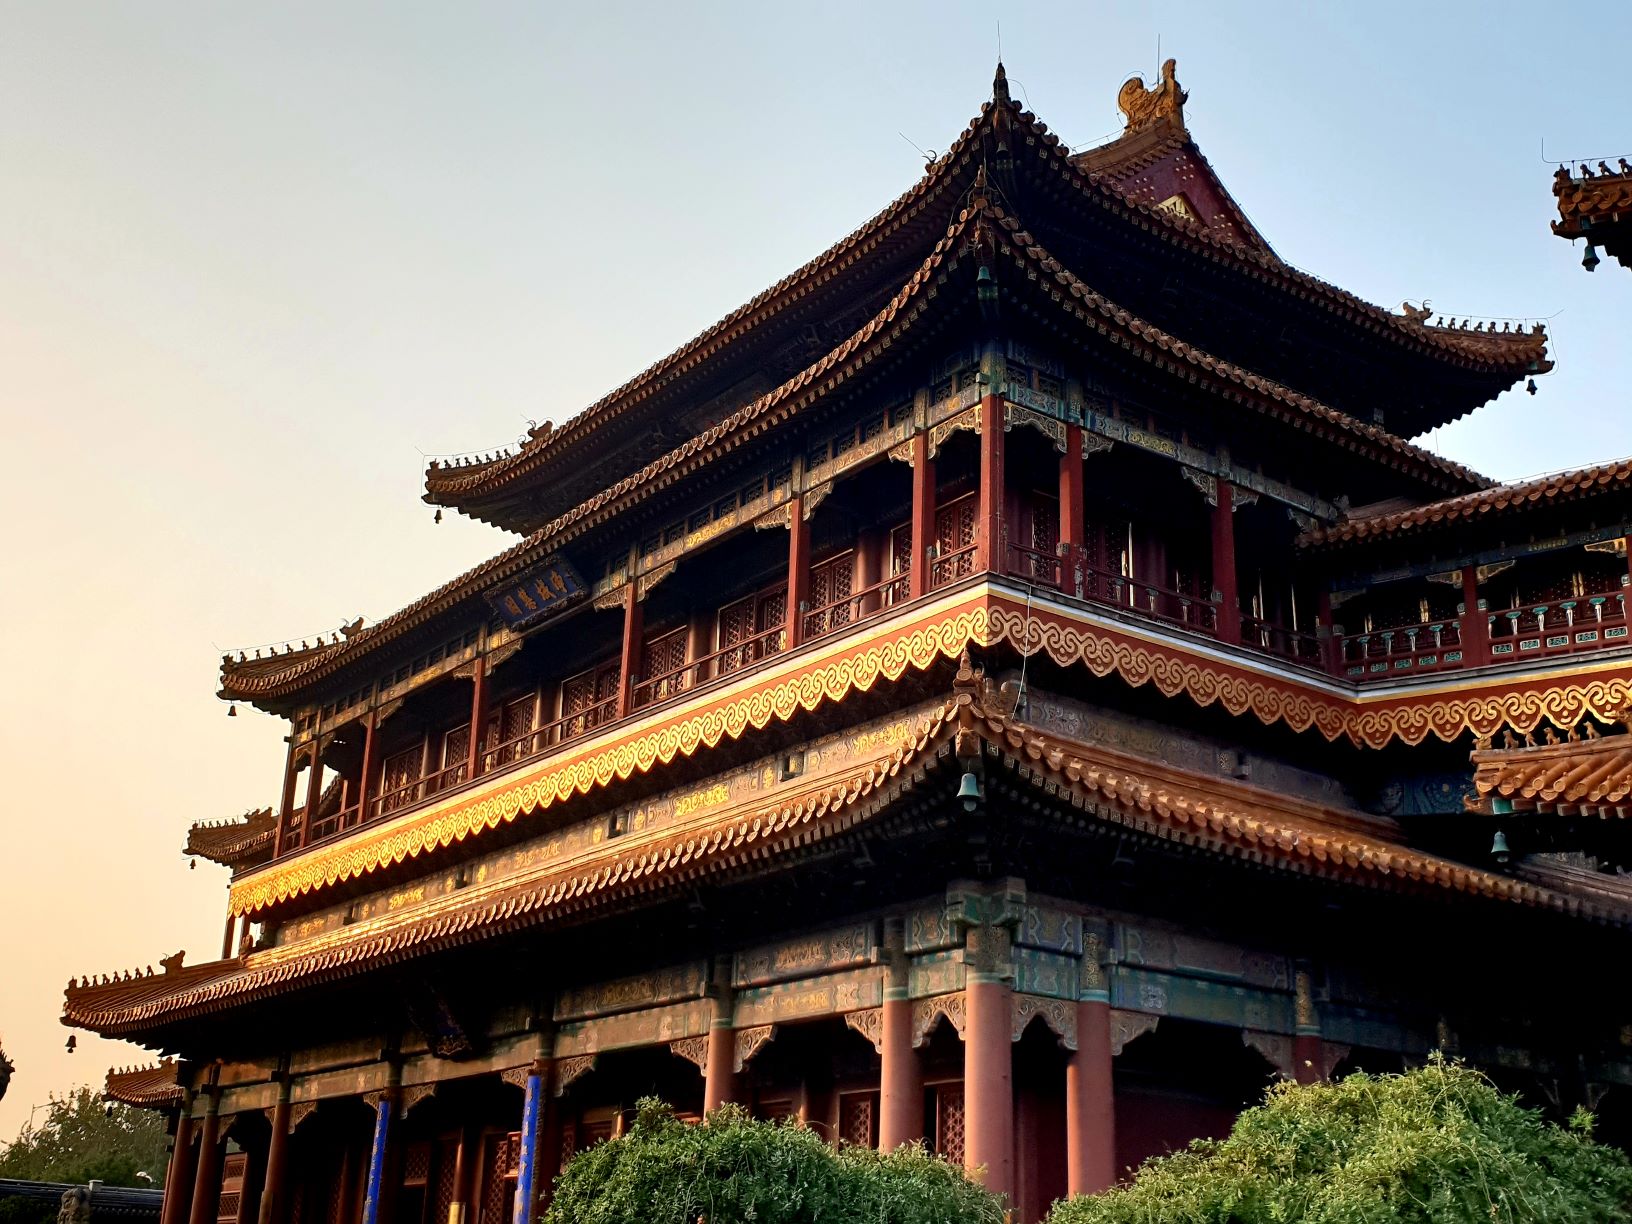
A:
1488,593,1628,661
631,622,787,711
273,548,1632,861
1007,543,1219,637
1337,621,1465,679
802,572,912,643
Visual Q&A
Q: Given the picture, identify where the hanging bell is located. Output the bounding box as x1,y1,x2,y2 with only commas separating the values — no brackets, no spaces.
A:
1490,829,1511,864
434,508,444,524
227,704,237,717
957,771,983,811
1583,243,1601,272
1526,378,1537,396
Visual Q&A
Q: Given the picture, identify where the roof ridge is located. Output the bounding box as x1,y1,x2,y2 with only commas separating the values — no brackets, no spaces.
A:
425,91,1545,522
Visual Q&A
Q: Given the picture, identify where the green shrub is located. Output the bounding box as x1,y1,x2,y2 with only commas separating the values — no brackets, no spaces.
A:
1048,1057,1632,1224
543,1099,1003,1224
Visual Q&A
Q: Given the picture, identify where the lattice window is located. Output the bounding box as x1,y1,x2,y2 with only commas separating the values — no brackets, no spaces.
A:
641,629,689,700
838,1091,878,1149
758,1099,797,1124
888,524,913,603
806,552,855,639
431,1138,459,1224
933,1082,965,1166
477,1133,518,1224
402,1140,432,1185
215,1153,247,1224
717,587,787,674
381,744,425,814
436,725,470,791
490,695,537,766
560,664,618,741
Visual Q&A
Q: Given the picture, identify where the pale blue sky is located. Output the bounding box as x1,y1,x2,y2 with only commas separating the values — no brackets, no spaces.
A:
1,1,1627,1139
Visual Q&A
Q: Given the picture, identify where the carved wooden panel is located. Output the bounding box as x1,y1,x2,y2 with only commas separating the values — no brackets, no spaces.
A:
844,1008,885,1054
669,1037,708,1072
733,1025,776,1073
911,993,968,1047
215,1153,248,1224
1109,1009,1160,1056
838,1091,878,1149
1012,993,1077,1051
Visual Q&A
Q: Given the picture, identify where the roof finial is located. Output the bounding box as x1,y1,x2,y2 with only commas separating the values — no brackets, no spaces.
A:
1117,58,1187,134
993,61,1010,107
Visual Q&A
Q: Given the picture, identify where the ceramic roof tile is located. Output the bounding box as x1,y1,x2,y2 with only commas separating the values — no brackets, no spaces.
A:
1300,456,1632,548
1469,731,1632,817
103,1060,182,1109
65,668,1632,1038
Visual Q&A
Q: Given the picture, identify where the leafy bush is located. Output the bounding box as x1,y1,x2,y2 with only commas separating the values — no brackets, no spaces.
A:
1048,1057,1632,1224
542,1099,1003,1224
0,1087,168,1224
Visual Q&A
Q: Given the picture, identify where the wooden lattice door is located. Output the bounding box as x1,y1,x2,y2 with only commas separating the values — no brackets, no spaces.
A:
717,586,787,675
476,1132,519,1224
932,1082,966,1165
215,1153,249,1224
838,1091,879,1148
380,744,425,815
888,523,913,602
933,495,977,586
805,552,855,638
641,628,689,702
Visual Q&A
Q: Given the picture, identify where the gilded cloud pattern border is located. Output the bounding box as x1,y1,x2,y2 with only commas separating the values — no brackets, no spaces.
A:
232,589,1632,916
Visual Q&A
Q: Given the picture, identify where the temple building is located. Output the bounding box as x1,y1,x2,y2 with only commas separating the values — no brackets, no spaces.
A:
1554,157,1632,270
74,63,1632,1224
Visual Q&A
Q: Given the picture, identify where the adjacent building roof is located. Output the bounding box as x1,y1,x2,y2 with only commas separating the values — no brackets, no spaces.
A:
1554,161,1632,270
103,1061,183,1110
66,662,1632,1042
1300,456,1632,549
223,195,1492,712
1469,730,1632,818
185,808,275,869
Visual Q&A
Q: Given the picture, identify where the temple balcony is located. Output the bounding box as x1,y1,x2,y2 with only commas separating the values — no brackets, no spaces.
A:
256,396,1632,868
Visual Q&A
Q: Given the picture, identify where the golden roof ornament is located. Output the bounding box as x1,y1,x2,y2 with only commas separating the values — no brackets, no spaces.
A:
1118,58,1187,134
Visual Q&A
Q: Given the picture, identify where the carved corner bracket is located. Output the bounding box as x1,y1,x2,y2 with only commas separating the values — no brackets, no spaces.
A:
733,1025,776,1074
843,1008,885,1054
911,992,968,1048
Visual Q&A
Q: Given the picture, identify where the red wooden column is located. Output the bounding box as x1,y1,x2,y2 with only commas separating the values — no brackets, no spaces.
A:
878,920,922,1151
855,528,883,616
909,433,935,599
255,1080,291,1224
1211,482,1242,644
465,657,488,782
1059,427,1085,548
186,1089,224,1224
355,710,379,823
703,958,738,1114
963,973,1013,1199
616,581,643,720
220,912,237,961
978,397,1005,573
302,741,325,832
1317,590,1339,674
1065,953,1115,1196
1292,968,1323,1084
159,1090,198,1224
272,742,300,857
787,493,811,649
1461,566,1490,667
448,1124,478,1224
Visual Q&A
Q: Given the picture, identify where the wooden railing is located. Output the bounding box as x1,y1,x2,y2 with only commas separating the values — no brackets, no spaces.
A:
930,543,979,590
802,573,912,643
480,698,622,771
1337,621,1464,679
1488,592,1628,661
1242,616,1325,668
1005,543,1218,636
631,622,787,710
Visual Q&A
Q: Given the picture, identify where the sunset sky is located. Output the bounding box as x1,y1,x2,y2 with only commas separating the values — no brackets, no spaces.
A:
1,0,1628,1141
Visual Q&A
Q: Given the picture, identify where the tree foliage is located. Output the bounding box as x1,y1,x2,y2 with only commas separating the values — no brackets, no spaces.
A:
543,1099,1003,1224
1048,1058,1632,1224
0,1085,168,1198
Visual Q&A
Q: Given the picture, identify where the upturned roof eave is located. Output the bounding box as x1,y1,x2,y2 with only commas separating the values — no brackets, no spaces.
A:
65,664,1632,1041
226,198,1491,708
424,91,1545,529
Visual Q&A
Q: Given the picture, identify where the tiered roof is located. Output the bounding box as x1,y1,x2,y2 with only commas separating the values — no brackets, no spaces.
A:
1301,456,1632,551
224,187,1496,714
423,64,1546,534
66,661,1632,1042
